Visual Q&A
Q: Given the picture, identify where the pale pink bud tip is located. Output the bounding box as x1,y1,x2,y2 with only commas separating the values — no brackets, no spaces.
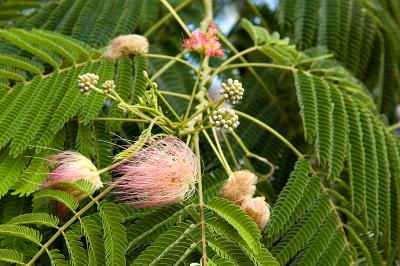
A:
241,197,270,230
41,151,103,190
183,23,224,58
103,34,149,60
113,136,199,208
219,170,257,204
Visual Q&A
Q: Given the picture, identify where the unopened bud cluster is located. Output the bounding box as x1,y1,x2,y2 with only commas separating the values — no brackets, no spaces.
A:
102,80,115,93
78,73,99,95
211,107,239,132
220,79,244,104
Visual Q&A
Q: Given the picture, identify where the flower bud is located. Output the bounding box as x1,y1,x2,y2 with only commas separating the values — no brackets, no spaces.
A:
41,151,103,218
102,80,115,93
220,79,244,104
241,197,270,230
42,151,102,190
78,73,99,95
103,34,149,60
210,107,239,132
219,170,257,204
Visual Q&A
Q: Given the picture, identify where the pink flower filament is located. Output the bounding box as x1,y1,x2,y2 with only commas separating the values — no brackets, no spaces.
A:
113,136,199,208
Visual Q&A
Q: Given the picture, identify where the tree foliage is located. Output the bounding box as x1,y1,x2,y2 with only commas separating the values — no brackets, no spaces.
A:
0,0,399,265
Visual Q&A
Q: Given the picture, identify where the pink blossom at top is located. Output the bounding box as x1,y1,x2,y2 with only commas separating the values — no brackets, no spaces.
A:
183,23,224,57
42,151,103,190
112,136,199,208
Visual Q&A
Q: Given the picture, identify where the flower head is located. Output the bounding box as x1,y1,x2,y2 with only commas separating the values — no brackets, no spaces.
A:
211,107,239,132
241,197,270,230
220,79,244,104
42,151,102,190
183,24,224,57
78,73,99,95
219,170,258,204
103,34,149,60
102,80,115,93
113,136,199,207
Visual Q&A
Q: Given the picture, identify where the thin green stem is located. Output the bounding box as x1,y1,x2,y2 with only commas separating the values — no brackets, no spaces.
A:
194,133,208,265
201,130,230,173
231,131,275,180
221,132,240,170
154,89,181,121
160,0,191,36
159,90,191,100
179,125,213,137
143,53,198,73
209,46,259,83
144,0,193,37
184,57,205,121
211,128,232,175
388,122,400,131
235,110,303,158
343,224,373,266
92,117,148,123
216,32,277,100
219,62,295,73
181,98,223,127
150,51,185,81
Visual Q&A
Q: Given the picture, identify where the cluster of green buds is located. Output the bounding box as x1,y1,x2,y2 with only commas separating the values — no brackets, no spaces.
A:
210,107,239,132
78,73,99,95
219,79,244,104
102,80,115,93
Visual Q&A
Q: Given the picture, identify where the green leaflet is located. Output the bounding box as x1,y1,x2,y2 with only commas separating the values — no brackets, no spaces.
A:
344,95,366,217
207,197,262,254
265,158,311,237
0,224,42,244
7,213,59,228
0,248,25,265
99,202,128,266
271,195,332,265
295,71,317,142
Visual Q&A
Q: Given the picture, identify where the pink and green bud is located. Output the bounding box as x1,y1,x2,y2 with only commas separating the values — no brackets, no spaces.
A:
112,136,199,208
42,151,102,190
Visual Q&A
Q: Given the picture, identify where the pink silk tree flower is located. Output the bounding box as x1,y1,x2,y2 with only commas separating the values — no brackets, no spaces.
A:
112,136,199,208
241,197,270,231
42,151,103,190
183,23,224,57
